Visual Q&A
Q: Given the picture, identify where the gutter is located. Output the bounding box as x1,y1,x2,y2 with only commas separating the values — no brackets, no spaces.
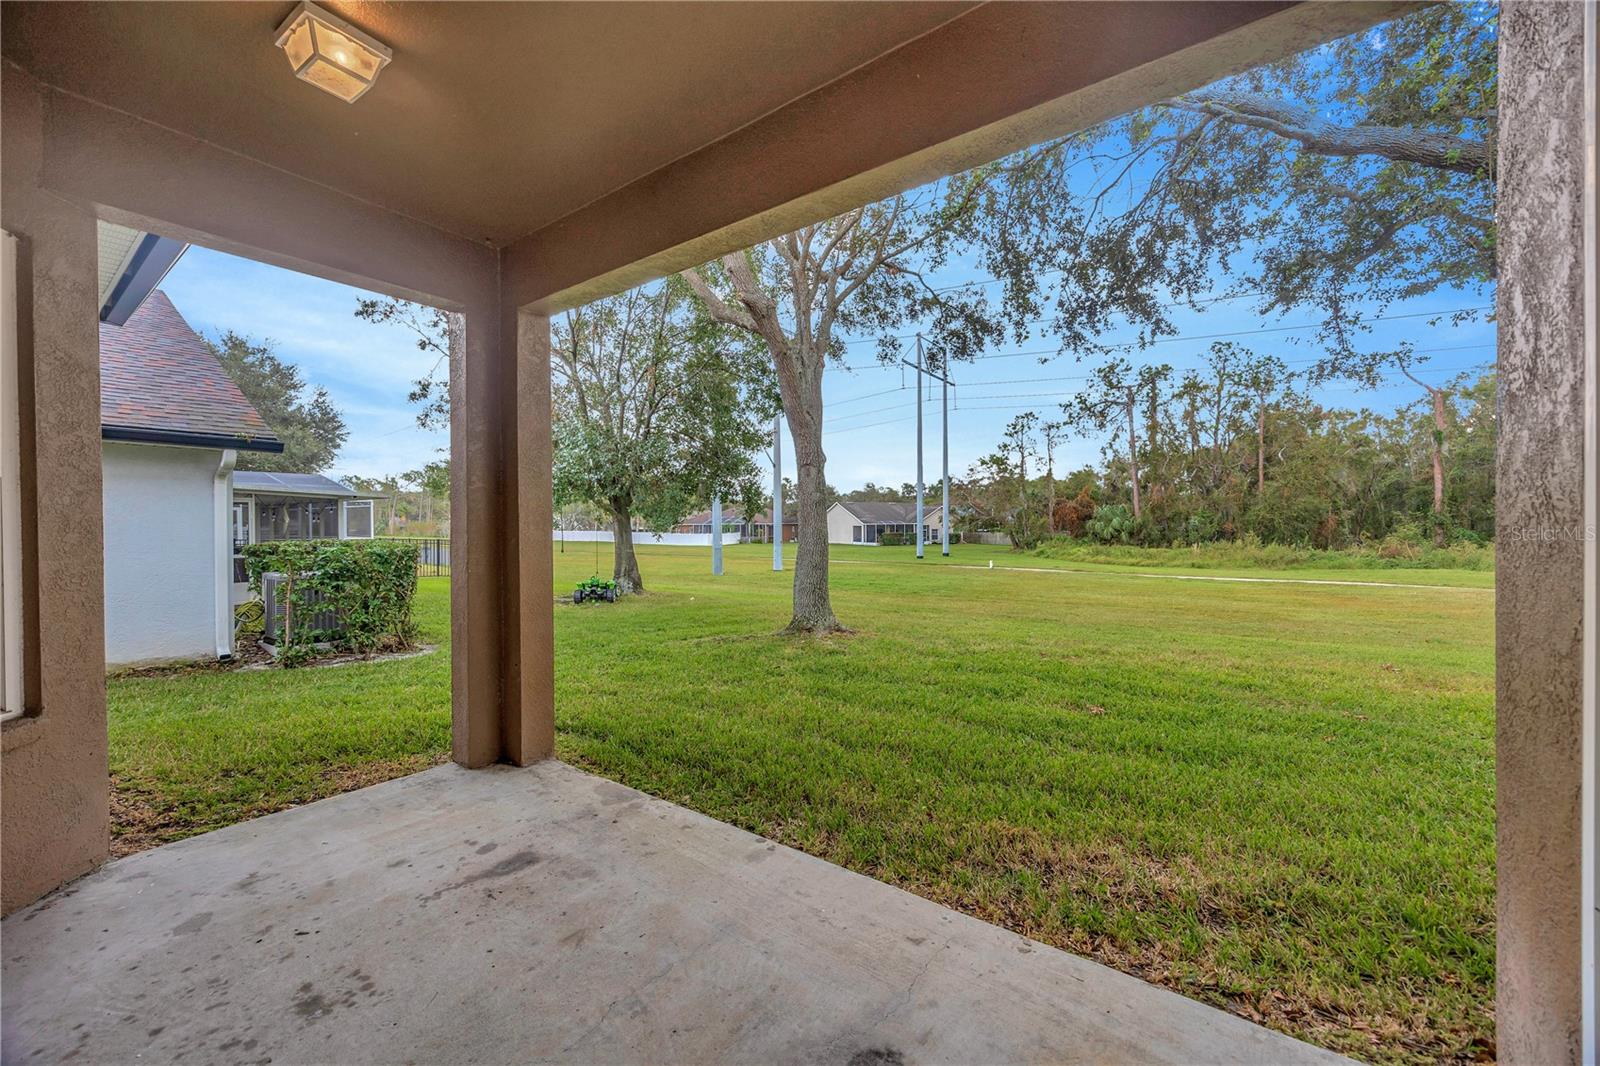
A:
101,425,285,453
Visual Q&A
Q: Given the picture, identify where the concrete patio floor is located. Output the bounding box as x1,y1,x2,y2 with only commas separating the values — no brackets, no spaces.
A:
2,761,1349,1065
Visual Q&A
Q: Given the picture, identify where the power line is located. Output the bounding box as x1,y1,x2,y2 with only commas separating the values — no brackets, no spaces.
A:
836,304,1493,371
834,286,1274,347
822,341,1495,426
824,385,910,410
820,360,1496,437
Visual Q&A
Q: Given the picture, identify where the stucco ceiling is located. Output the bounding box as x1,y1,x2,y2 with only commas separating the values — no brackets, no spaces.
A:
1,2,976,245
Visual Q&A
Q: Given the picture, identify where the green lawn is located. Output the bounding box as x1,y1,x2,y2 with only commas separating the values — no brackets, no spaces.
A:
108,543,1495,1064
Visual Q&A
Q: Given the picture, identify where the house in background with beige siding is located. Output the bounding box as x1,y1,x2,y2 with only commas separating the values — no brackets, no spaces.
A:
827,499,943,544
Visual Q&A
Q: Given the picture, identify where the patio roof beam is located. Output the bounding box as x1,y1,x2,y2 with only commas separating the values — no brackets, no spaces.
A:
502,1,1411,314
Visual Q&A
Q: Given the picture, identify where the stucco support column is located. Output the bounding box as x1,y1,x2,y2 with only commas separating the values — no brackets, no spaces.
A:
502,309,554,765
0,66,110,914
449,298,553,768
1496,3,1588,1062
450,303,504,767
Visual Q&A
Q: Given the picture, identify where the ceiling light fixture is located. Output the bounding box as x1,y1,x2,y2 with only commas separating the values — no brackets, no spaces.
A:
274,1,392,103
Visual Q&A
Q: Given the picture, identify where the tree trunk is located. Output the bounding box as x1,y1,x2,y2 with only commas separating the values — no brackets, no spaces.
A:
784,409,842,633
1430,388,1447,547
1126,400,1142,519
610,501,644,593
1256,397,1267,493
1046,466,1056,531
769,337,843,634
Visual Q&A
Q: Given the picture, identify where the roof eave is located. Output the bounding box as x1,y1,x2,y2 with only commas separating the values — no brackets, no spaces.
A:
234,486,358,499
99,235,188,325
102,425,285,453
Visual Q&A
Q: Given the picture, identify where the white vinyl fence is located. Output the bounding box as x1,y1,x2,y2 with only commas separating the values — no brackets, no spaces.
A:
552,530,743,547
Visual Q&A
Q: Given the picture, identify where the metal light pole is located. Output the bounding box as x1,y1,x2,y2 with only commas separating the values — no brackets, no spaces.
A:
711,494,724,576
914,334,925,560
942,370,951,556
771,415,783,571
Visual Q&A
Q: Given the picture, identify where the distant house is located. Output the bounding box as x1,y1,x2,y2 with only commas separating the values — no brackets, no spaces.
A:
99,285,377,667
674,507,797,543
826,500,944,545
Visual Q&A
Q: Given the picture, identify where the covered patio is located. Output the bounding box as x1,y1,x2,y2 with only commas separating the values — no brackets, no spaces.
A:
3,761,1341,1064
0,2,1592,1063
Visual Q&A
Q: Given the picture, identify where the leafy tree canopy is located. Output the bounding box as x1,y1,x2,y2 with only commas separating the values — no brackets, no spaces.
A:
552,279,778,591
210,331,348,472
957,1,1495,366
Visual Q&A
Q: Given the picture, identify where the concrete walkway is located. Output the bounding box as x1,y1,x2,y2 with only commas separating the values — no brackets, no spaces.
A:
833,556,1490,592
2,762,1349,1065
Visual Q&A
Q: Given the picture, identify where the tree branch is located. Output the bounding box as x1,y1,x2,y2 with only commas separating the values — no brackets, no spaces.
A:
679,266,757,333
1168,89,1490,177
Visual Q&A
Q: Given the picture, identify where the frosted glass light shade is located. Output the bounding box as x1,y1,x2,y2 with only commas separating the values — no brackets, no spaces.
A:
274,2,392,103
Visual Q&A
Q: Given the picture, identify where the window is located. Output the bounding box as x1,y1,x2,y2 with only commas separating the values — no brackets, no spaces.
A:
1,232,21,721
343,499,374,539
852,525,863,543
231,500,252,547
231,500,252,584
309,500,339,539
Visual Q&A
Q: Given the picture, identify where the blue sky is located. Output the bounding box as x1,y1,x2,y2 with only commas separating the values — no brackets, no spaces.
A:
160,242,1494,492
160,245,449,480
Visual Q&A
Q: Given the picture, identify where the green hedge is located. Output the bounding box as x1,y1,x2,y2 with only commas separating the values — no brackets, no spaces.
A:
243,539,420,665
875,530,958,546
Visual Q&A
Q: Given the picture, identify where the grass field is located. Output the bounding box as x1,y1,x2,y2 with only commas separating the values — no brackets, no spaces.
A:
108,543,1495,1064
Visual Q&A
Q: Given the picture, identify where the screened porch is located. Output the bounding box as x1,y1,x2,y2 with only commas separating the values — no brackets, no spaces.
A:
230,472,376,590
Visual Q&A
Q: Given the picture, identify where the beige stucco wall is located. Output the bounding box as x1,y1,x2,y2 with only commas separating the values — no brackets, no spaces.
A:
0,62,556,913
1,65,110,913
1494,3,1588,1062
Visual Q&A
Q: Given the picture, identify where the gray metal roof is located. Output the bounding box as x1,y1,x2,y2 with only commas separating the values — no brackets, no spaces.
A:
833,500,942,523
233,472,362,498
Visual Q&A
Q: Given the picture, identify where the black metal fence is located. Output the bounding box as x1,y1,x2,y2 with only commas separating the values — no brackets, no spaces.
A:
373,536,452,577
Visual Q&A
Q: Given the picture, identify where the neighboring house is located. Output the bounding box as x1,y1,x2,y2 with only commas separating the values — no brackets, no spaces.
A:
100,288,283,667
99,279,380,668
746,510,799,544
826,500,944,545
673,507,797,543
672,507,742,535
230,471,378,604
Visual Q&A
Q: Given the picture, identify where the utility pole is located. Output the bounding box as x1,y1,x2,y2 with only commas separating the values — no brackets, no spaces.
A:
942,367,950,557
902,338,954,560
915,334,925,559
771,415,783,572
711,494,723,576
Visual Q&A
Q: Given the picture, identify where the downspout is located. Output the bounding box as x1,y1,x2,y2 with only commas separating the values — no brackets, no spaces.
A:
213,449,238,660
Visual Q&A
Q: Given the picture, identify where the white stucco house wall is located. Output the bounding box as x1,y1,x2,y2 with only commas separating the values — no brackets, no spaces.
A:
99,287,284,667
